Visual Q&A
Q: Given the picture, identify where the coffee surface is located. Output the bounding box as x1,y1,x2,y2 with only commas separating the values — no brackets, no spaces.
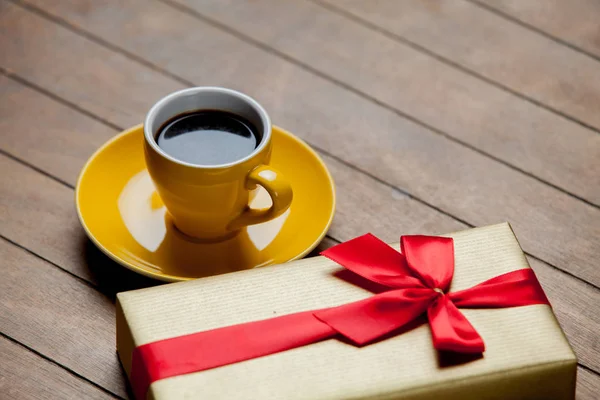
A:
156,111,260,165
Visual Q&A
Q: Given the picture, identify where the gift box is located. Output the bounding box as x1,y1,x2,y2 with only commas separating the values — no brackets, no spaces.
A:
116,223,576,399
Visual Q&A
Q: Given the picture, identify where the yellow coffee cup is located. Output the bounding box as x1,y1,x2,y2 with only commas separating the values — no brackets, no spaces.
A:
143,87,293,240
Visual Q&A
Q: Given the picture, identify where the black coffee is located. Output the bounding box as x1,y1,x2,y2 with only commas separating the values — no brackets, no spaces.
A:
156,111,260,165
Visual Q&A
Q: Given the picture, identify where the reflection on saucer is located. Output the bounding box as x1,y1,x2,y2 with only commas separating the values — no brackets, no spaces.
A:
247,185,290,251
117,170,290,254
118,170,167,252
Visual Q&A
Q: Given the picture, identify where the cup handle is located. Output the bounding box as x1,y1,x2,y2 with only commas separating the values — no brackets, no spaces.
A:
228,165,293,231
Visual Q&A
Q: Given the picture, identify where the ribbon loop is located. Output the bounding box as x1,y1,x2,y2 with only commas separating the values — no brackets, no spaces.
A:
427,295,485,353
449,269,549,308
322,234,425,289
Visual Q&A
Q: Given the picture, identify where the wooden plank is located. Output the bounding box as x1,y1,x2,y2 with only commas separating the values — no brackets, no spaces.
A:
317,0,600,133
2,1,599,286
477,0,600,59
578,368,600,400
2,143,600,375
20,0,600,207
0,237,128,398
0,74,115,186
0,0,179,130
0,336,118,400
530,258,600,371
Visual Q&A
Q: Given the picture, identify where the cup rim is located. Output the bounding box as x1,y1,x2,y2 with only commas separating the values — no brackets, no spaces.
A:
144,87,272,169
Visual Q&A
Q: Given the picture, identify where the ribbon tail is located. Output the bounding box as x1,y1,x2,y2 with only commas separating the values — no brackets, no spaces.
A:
428,295,485,353
321,234,424,288
131,310,336,399
449,268,550,308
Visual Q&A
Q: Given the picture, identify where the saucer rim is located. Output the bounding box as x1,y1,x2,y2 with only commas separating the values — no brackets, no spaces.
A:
75,123,336,282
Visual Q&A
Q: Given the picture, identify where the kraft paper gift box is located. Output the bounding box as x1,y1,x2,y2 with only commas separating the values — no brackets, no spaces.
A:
116,223,577,399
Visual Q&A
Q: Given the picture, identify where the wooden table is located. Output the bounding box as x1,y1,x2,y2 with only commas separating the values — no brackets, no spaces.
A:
1,0,599,398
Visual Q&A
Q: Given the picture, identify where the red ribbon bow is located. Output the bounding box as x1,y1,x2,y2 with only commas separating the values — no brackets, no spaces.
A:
317,234,549,352
131,234,549,399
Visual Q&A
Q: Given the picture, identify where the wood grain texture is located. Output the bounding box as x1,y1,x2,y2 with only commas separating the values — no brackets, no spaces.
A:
0,336,117,400
3,0,600,286
319,0,600,133
0,237,128,398
155,0,600,205
578,367,600,400
0,78,160,291
0,75,115,186
0,1,179,130
530,258,600,371
477,0,600,59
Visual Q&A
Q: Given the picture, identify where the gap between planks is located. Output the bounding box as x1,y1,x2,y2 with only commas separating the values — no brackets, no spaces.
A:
0,332,124,400
466,0,600,64
308,0,600,137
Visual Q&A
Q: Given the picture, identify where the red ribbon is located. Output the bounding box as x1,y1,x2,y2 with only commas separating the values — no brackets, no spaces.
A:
130,234,549,399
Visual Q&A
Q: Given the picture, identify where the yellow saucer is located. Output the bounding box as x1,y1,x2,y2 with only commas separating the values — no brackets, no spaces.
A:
76,124,335,282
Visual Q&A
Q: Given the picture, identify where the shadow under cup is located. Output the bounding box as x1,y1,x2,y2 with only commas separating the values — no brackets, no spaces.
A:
143,87,282,241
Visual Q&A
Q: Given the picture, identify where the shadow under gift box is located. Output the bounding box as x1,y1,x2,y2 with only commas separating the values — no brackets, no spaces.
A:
116,223,576,400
